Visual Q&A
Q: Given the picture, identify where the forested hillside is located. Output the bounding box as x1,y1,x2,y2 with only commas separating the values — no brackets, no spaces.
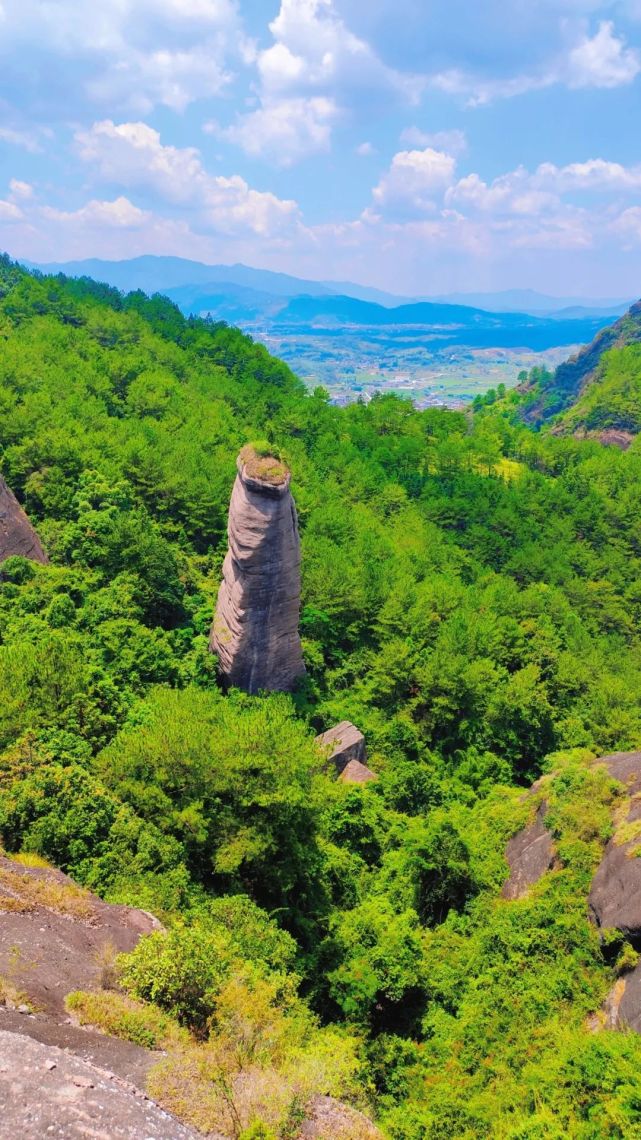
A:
4,256,641,1135
518,299,641,436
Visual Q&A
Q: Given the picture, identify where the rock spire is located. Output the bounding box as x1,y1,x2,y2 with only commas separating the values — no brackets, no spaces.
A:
210,446,305,694
0,476,48,566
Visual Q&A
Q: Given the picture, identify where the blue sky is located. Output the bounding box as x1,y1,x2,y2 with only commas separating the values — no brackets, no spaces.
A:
1,0,641,296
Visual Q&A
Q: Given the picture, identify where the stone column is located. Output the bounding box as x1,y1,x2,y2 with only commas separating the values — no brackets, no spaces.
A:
210,447,305,694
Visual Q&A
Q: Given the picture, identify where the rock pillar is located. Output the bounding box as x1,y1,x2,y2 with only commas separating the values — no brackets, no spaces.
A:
210,447,305,694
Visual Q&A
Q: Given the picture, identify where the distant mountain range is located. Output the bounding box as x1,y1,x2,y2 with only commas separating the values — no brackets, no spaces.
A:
29,256,633,319
160,284,620,354
428,288,632,318
29,255,405,307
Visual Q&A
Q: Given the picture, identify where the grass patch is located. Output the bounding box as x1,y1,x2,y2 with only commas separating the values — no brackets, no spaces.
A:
239,444,289,486
0,868,94,919
0,975,33,1011
9,851,53,870
65,990,189,1050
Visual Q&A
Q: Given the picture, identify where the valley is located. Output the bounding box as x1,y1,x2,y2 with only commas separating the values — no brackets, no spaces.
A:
31,256,621,407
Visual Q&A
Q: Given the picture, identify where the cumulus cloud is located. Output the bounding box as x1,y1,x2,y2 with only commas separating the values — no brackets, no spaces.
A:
427,19,640,104
0,0,245,115
446,170,560,216
372,148,457,215
225,0,422,163
41,196,151,228
536,157,641,190
75,120,301,236
566,20,640,87
224,96,338,166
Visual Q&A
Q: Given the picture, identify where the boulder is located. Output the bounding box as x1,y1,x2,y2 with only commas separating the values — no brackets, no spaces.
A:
339,759,378,785
315,721,367,776
502,802,556,900
0,476,48,565
588,751,641,939
210,448,305,694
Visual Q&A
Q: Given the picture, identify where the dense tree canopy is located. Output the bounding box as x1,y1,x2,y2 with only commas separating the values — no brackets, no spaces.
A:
2,255,641,1135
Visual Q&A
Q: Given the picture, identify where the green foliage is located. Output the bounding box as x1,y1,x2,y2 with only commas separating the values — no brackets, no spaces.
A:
2,265,641,1134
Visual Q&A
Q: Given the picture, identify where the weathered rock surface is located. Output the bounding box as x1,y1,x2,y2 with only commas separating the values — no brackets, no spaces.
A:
0,854,161,1021
0,476,48,565
315,722,368,776
588,751,641,939
339,759,378,785
0,1030,199,1140
591,960,641,1035
599,429,634,450
502,802,556,900
210,449,305,694
0,855,161,1087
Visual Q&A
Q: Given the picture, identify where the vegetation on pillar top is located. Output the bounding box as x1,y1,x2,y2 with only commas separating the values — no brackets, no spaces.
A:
239,441,290,487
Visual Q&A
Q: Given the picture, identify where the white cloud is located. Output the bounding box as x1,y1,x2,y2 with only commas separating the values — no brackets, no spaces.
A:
75,120,301,236
609,206,641,244
226,0,422,163
8,179,34,200
0,0,245,114
400,127,467,155
75,121,203,202
356,141,376,157
373,147,457,215
427,18,640,105
536,157,641,191
41,196,151,228
259,0,420,100
446,170,560,216
224,96,338,165
0,199,23,222
567,20,641,87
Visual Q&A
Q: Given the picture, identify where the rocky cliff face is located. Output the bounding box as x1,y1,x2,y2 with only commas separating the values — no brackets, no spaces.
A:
0,476,48,565
210,448,305,694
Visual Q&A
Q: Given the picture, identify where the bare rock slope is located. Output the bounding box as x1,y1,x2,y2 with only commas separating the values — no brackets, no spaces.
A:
0,476,48,565
210,448,305,693
0,854,161,1086
0,1030,199,1140
502,801,556,901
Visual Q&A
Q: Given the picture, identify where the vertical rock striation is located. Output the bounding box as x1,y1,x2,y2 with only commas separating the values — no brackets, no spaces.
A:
0,476,48,565
210,447,305,694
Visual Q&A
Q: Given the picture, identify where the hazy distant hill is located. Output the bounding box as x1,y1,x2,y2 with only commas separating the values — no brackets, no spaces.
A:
168,286,613,351
29,256,631,318
430,287,632,316
31,255,408,306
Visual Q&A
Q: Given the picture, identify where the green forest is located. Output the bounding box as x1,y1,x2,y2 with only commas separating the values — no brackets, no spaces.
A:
3,255,641,1137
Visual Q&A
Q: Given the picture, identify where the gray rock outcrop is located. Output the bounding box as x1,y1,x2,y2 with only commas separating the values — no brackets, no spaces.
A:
0,1030,199,1140
0,476,48,565
502,802,556,900
210,448,305,694
315,722,368,776
339,759,378,785
588,751,641,938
